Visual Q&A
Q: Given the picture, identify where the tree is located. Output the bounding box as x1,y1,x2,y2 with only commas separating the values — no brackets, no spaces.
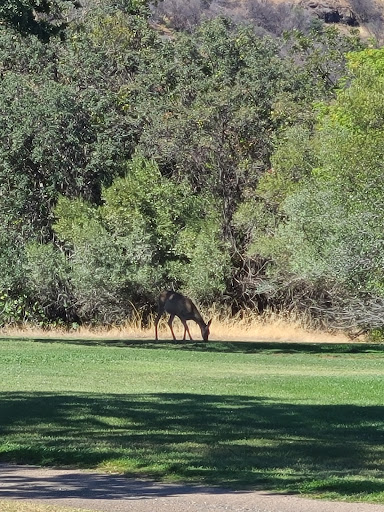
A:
0,0,79,41
0,74,127,239
52,157,229,323
119,18,309,307
252,48,384,329
0,0,154,240
230,25,365,309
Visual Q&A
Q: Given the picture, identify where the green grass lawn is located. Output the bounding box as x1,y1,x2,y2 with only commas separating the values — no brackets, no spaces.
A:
0,337,383,503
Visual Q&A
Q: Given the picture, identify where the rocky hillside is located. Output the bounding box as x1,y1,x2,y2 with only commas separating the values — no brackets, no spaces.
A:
150,0,384,41
284,0,383,36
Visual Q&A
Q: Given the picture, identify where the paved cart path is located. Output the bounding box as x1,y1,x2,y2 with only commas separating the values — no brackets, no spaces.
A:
1,464,384,512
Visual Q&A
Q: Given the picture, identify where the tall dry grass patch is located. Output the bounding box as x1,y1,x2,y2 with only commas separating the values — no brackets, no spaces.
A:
175,306,350,343
1,308,350,343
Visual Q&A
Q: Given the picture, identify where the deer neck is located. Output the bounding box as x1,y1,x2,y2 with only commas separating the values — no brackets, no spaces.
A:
194,312,207,330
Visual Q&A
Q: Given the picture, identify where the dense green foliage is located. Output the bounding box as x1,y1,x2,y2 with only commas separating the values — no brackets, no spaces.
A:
0,0,79,40
244,49,384,330
1,338,384,501
1,0,383,331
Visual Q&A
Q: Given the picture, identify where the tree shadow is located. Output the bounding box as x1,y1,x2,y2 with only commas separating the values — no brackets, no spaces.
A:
0,463,235,502
15,336,384,355
0,391,383,497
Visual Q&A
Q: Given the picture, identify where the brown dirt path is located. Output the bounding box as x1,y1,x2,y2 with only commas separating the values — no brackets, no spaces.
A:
1,464,384,512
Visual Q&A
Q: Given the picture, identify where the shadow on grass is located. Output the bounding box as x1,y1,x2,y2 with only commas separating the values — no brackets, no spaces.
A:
0,391,383,498
11,336,384,355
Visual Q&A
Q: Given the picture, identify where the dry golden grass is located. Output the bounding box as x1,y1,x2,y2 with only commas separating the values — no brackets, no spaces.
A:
0,309,350,344
0,500,92,512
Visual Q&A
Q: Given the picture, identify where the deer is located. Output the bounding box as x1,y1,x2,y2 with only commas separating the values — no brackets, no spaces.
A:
154,291,212,342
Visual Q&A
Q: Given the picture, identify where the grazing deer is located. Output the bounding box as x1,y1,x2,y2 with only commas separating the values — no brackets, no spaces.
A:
155,291,212,342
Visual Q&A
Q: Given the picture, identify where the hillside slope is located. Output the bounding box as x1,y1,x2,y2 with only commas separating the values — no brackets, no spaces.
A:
151,0,384,41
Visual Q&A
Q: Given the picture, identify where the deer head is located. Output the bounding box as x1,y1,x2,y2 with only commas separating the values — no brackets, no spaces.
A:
201,319,212,341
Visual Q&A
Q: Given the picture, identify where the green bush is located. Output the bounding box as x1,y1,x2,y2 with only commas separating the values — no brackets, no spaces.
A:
52,156,229,322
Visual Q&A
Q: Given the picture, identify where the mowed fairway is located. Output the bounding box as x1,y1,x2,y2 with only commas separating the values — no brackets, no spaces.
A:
0,338,383,503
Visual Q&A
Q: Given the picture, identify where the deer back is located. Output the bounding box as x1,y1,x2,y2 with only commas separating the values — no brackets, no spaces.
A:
159,291,202,322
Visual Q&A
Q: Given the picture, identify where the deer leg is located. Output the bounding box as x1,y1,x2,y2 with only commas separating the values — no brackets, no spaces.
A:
181,319,193,341
182,321,187,341
154,314,161,341
168,314,177,341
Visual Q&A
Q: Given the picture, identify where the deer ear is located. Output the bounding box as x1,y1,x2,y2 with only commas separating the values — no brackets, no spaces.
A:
207,319,212,327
